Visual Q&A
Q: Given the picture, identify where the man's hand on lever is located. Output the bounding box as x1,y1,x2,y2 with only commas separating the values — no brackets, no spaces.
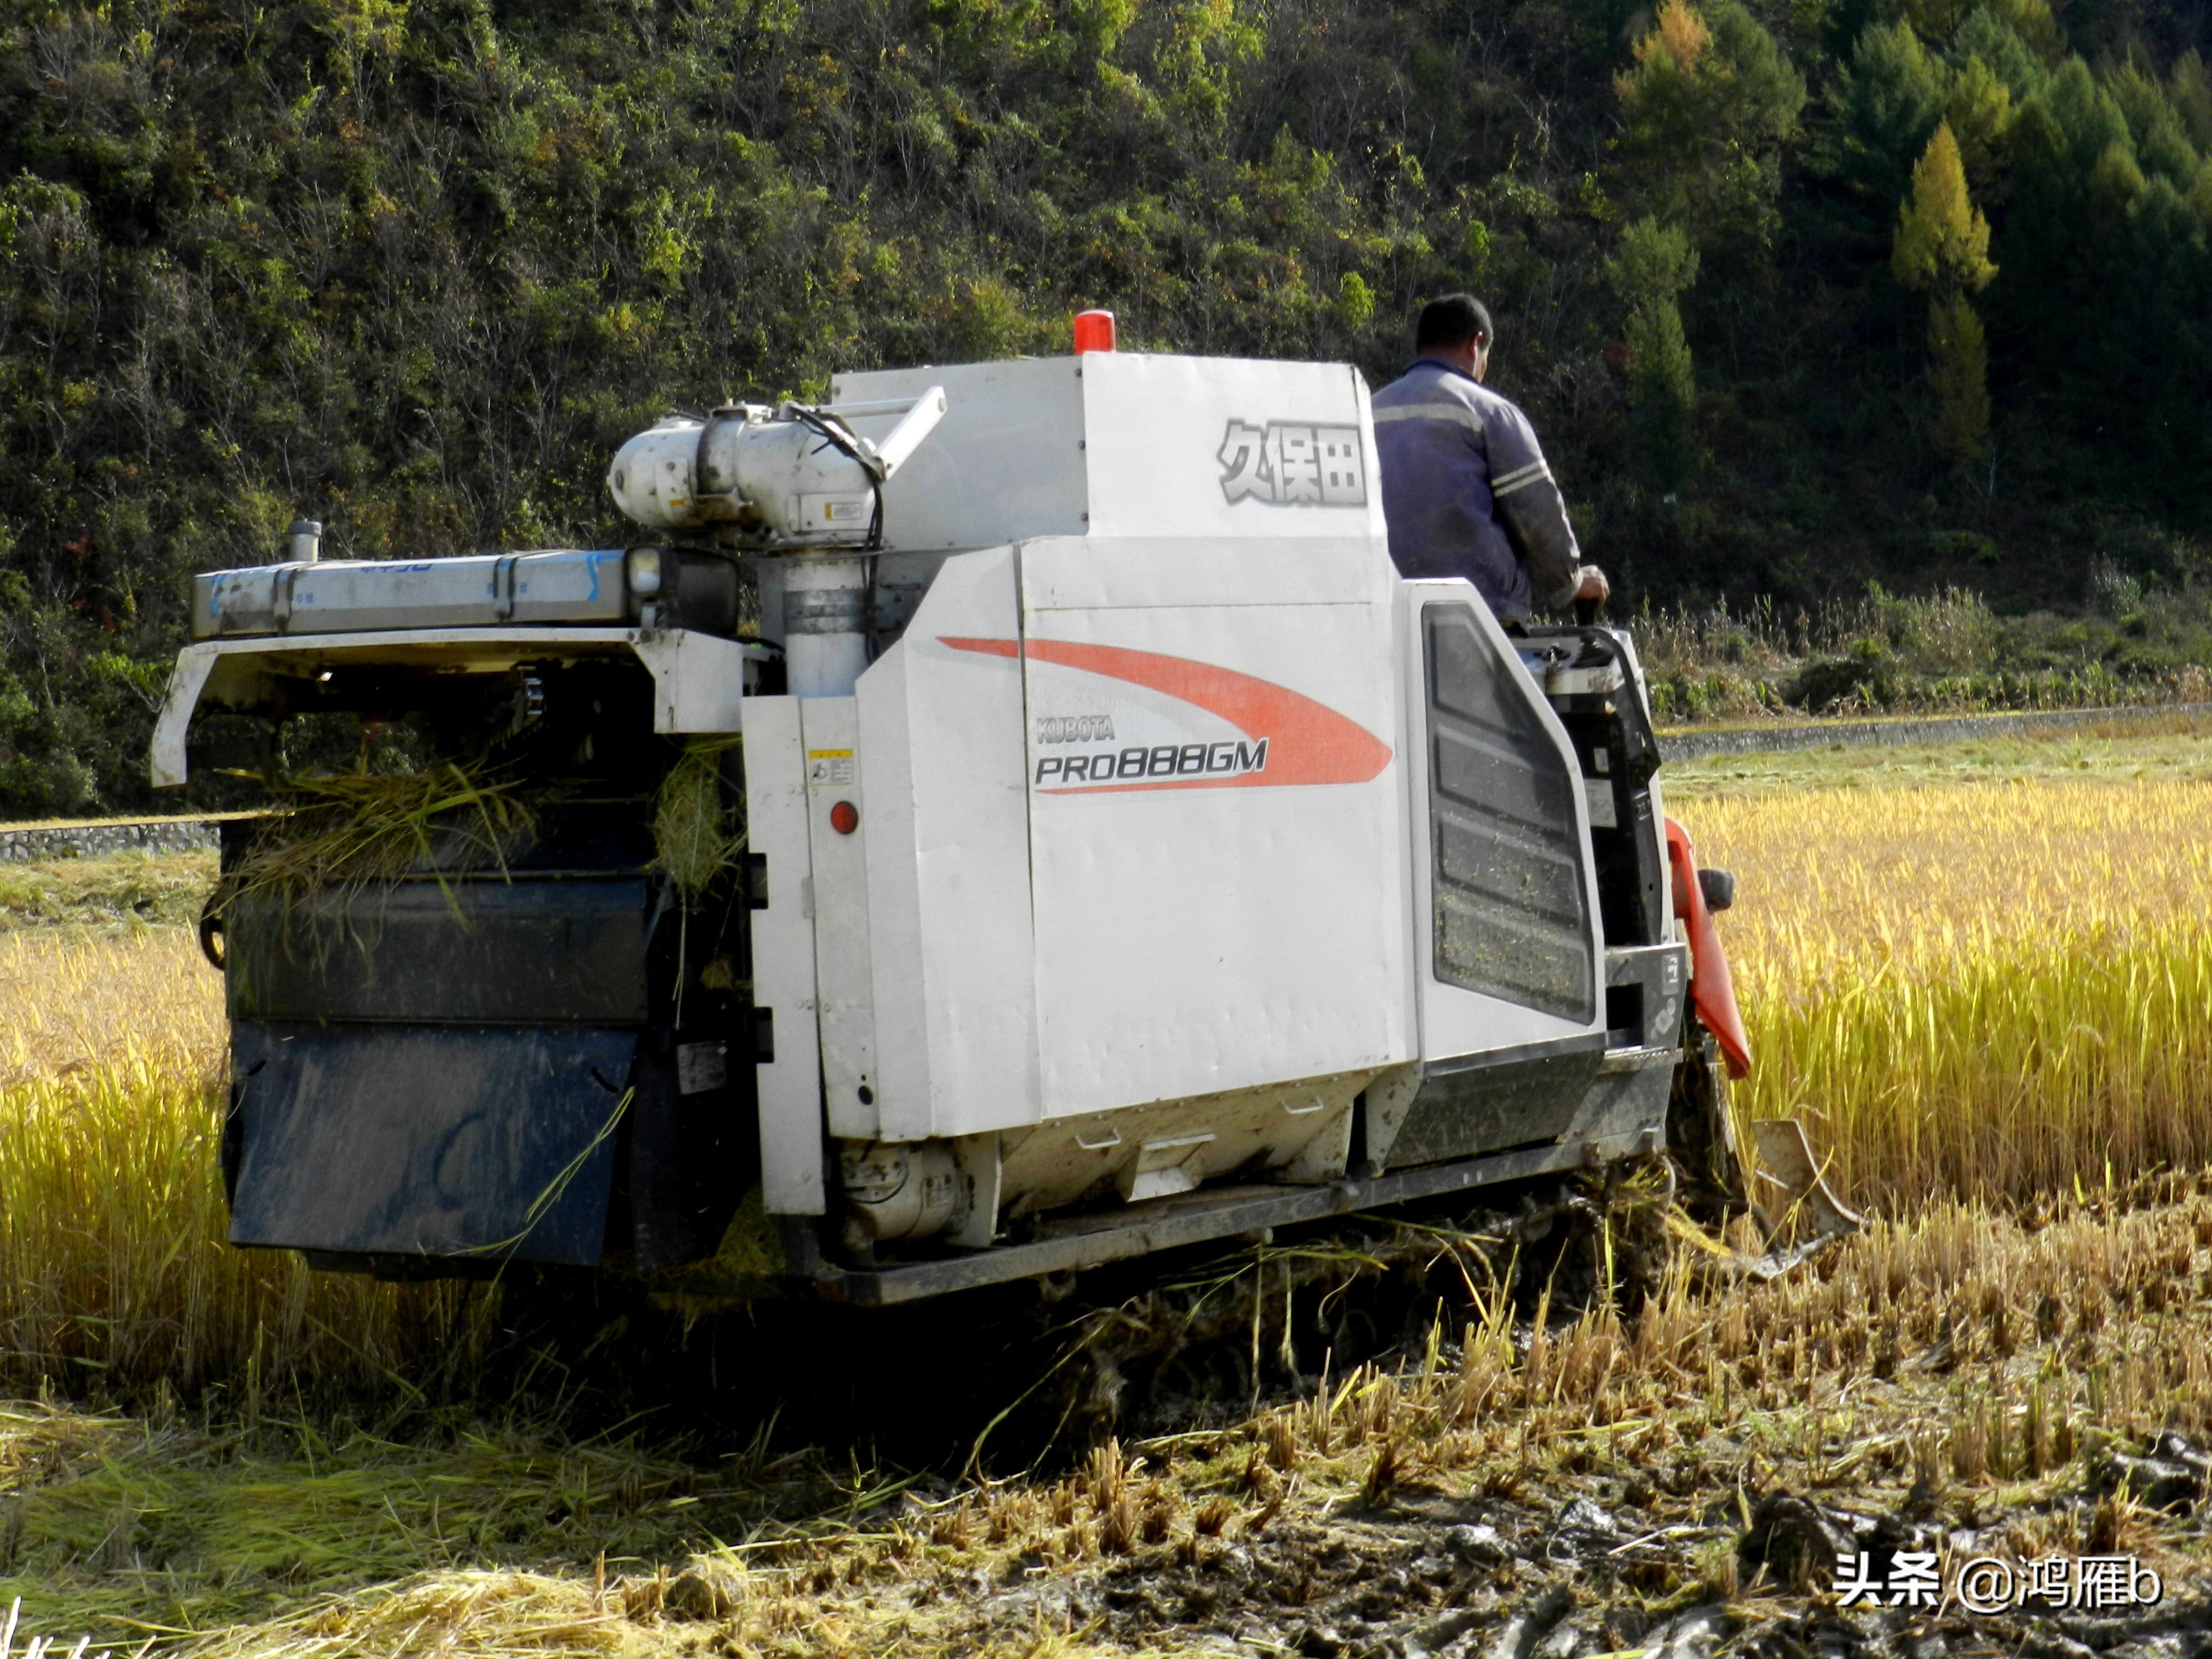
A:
1572,565,1609,625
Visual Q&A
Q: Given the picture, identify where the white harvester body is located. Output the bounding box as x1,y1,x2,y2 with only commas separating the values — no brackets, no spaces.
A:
154,345,1736,1302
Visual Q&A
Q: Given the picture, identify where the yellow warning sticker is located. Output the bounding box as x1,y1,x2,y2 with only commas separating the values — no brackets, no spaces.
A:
806,749,855,787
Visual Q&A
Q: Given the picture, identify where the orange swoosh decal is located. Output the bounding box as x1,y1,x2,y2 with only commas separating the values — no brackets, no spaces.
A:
938,636,1391,791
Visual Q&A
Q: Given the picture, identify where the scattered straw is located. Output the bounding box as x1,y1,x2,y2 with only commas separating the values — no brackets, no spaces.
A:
218,761,538,917
650,741,743,899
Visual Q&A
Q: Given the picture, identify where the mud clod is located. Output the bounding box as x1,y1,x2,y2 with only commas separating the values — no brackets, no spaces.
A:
1482,1582,1573,1659
2103,1431,2209,1512
1741,1493,1860,1590
1550,1496,1619,1553
1448,1522,1508,1564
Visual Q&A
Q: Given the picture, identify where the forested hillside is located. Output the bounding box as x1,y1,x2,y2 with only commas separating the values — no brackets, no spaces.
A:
1,0,2208,813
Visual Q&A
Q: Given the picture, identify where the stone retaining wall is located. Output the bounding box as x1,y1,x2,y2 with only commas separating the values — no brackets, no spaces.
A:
1655,702,2212,764
0,818,220,864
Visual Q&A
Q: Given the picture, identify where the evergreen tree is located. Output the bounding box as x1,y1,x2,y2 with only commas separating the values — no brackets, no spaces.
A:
1814,20,1948,228
1893,124,1999,467
1926,294,1992,466
1943,55,2017,192
1608,218,1702,494
1615,0,1805,257
1624,300,1700,495
2175,52,2212,153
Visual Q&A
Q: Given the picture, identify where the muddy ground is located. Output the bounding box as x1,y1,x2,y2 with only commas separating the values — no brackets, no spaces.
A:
603,1173,2212,1659
6,1171,2210,1655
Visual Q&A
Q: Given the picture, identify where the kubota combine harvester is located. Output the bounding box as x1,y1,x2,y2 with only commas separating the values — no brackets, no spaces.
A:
152,327,1754,1303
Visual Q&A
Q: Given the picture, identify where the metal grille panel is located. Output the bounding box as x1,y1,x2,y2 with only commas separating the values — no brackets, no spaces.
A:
1425,603,1595,1021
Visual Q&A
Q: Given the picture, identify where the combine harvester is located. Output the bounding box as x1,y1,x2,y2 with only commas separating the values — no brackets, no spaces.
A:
152,322,1760,1305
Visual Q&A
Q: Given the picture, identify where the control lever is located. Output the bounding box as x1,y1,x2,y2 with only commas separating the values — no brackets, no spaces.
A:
1572,564,1609,628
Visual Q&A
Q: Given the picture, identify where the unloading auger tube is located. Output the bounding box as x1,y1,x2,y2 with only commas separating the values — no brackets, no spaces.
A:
152,323,1752,1306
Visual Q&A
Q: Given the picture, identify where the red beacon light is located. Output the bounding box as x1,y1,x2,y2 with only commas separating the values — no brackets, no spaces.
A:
1072,310,1115,354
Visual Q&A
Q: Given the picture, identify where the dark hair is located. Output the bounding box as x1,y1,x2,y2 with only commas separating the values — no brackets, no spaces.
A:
1415,294,1493,352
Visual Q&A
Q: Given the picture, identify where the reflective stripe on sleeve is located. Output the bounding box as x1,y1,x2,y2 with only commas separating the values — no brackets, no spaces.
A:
1370,401,1485,434
1489,459,1553,497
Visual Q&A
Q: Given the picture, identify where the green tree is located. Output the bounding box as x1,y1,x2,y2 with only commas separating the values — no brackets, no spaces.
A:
1924,295,1991,469
1607,219,1702,493
1615,0,1806,257
1943,55,2016,192
1952,4,2054,101
1892,124,1999,467
2109,64,2203,191
2174,51,2212,153
1814,21,1947,226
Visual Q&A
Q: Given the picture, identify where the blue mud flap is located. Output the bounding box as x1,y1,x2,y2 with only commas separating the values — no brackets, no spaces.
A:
227,1023,637,1266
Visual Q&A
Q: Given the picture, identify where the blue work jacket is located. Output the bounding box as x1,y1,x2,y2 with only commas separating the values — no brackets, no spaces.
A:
1371,358,1582,622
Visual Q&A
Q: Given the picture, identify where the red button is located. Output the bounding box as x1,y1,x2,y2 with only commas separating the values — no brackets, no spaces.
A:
829,800,859,835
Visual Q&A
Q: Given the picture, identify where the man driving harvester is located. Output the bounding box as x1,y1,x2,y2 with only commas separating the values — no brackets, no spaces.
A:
1372,294,1609,623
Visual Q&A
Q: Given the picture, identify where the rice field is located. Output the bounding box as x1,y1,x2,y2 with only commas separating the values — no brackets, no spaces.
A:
1682,774,2212,1210
5,734,2212,1395
0,924,492,1404
1,725,2210,1651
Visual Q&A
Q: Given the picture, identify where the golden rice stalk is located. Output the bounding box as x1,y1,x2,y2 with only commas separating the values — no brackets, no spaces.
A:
1679,776,2212,1210
0,930,490,1396
182,1569,629,1657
